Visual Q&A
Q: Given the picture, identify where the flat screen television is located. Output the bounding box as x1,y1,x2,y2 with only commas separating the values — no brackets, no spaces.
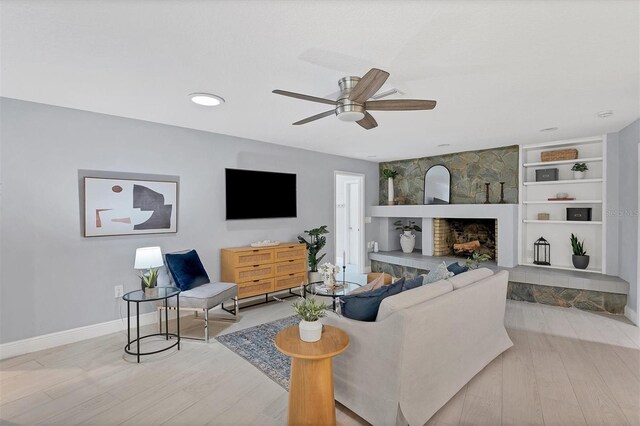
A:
225,168,297,219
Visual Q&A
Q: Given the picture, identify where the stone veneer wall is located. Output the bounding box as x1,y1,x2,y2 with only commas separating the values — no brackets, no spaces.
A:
370,260,627,315
379,145,519,205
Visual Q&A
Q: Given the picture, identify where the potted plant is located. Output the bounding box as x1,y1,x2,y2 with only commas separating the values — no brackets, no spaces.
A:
318,262,340,288
292,297,328,342
394,220,422,253
298,225,329,283
571,162,588,180
570,233,589,269
139,268,160,293
464,251,492,270
382,169,398,205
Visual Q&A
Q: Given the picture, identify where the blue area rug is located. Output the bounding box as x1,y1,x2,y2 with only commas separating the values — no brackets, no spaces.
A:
216,315,299,390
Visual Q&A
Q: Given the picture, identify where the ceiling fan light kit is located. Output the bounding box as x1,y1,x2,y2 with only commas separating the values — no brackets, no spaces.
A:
273,68,436,130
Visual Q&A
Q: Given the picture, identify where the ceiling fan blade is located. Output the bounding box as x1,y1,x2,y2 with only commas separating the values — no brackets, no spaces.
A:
292,110,335,125
273,90,336,106
365,99,437,111
349,68,390,103
356,112,378,130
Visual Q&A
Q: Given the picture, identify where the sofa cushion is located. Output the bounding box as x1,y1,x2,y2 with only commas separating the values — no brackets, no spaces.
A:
165,250,210,291
376,279,453,321
401,276,424,292
339,279,404,322
449,267,494,290
423,261,453,284
164,282,237,309
447,262,469,275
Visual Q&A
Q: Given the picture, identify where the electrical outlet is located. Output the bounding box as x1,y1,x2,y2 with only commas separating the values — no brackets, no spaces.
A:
114,285,124,298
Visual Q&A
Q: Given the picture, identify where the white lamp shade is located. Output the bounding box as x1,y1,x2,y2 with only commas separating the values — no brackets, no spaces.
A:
134,247,164,269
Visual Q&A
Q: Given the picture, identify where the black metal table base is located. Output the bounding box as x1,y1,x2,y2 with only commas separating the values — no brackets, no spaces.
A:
227,287,300,311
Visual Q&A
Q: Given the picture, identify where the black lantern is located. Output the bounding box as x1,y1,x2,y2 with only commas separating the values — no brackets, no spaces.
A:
533,237,551,265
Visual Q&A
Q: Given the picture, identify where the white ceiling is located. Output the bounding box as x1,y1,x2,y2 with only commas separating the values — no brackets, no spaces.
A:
1,1,638,161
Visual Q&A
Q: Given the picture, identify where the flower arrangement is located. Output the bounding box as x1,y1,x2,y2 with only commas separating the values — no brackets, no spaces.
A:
318,262,340,278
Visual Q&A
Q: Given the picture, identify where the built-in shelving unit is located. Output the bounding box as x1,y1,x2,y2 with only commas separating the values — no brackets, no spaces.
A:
518,136,606,274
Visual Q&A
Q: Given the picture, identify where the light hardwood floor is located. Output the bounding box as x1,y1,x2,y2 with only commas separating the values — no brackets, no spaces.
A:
1,300,639,425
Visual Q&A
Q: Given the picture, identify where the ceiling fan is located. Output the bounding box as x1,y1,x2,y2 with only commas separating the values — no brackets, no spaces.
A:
272,68,436,130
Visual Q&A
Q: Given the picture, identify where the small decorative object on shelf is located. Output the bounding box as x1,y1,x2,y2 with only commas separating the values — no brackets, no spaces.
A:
394,220,423,253
292,297,328,342
318,262,340,288
567,207,592,221
499,182,506,203
250,240,280,247
535,168,559,182
571,162,588,179
382,169,399,206
298,225,329,283
484,182,491,204
538,213,550,220
570,233,589,269
556,192,569,198
533,237,551,265
134,246,164,292
541,148,578,162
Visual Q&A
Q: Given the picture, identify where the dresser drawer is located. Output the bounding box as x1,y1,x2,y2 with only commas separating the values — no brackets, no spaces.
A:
274,273,307,291
274,259,307,276
274,245,306,262
229,249,275,267
238,279,274,298
234,264,274,283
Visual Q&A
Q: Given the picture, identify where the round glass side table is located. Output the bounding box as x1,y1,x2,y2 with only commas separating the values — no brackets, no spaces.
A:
304,281,362,311
122,286,181,363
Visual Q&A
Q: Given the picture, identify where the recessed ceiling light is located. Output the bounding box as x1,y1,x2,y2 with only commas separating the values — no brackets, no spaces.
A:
540,127,559,132
437,143,450,147
189,93,225,106
597,110,613,118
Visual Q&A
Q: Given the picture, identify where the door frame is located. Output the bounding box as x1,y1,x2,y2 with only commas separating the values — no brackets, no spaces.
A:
334,171,365,274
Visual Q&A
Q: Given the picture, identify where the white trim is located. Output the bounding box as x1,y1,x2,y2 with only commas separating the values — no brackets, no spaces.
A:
334,171,366,274
521,136,602,150
0,312,157,360
625,305,638,326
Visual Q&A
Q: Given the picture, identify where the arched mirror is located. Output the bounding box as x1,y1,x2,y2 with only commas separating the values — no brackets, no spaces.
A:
424,165,451,204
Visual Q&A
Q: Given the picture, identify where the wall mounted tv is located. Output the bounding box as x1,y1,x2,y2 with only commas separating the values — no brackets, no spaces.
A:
225,168,297,220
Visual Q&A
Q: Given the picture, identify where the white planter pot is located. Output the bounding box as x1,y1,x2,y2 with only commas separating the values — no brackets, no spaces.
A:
400,231,416,253
308,271,322,284
387,178,394,204
299,320,323,342
573,171,586,180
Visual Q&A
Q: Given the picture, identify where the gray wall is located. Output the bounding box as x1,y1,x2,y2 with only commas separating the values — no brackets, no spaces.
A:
0,98,379,344
614,119,639,315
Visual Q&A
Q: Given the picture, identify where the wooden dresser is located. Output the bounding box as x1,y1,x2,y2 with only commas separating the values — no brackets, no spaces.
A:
221,243,307,299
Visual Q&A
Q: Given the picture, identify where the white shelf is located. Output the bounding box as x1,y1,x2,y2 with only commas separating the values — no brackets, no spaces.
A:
521,136,602,150
523,200,602,204
523,220,602,225
521,263,602,274
523,157,603,168
523,178,603,186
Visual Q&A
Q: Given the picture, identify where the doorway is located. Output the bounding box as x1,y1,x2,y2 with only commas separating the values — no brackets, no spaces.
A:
334,171,365,275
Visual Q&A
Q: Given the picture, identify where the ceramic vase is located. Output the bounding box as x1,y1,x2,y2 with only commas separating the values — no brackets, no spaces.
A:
323,274,336,288
387,178,394,205
299,320,322,342
400,231,416,253
573,171,586,180
308,271,322,284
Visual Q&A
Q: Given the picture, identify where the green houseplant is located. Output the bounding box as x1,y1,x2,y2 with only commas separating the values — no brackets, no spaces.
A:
464,251,492,270
383,169,399,205
570,233,589,269
293,297,328,342
571,162,588,180
298,225,329,281
394,220,422,253
139,268,160,291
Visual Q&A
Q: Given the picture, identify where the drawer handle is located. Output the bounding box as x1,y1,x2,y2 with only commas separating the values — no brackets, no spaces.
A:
253,280,260,283
288,260,294,262
289,273,295,276
253,265,260,267
252,250,259,252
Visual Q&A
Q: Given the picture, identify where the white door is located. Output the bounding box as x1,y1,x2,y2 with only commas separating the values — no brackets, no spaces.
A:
347,182,360,266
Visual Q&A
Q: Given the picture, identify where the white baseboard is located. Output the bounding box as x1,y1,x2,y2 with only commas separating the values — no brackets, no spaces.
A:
624,305,639,326
0,312,158,360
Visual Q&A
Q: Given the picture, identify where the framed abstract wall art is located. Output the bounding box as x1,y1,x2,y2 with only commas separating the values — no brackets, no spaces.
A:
84,177,178,237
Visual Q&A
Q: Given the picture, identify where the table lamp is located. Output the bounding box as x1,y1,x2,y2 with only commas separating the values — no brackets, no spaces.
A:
134,247,164,290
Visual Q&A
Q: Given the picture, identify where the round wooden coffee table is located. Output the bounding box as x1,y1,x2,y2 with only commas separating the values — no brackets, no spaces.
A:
274,325,349,426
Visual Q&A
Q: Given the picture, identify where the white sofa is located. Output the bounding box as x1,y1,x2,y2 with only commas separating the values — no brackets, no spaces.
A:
322,268,513,426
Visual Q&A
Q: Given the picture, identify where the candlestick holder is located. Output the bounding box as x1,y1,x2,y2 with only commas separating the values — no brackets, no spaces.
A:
484,183,491,204
342,265,346,284
499,182,506,204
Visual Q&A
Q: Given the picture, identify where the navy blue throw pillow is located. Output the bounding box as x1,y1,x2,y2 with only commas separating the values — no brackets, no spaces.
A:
447,262,469,276
402,276,424,292
165,250,210,291
339,278,404,321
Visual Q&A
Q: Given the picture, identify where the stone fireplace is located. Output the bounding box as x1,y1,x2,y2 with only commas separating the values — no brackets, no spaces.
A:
433,218,498,262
